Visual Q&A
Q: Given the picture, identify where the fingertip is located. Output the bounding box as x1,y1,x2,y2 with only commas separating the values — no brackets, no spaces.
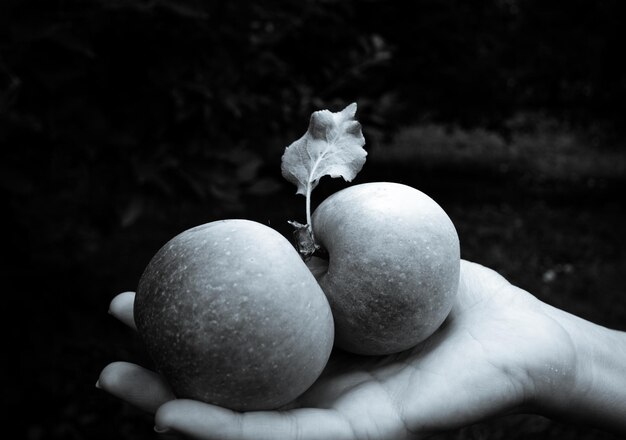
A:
97,361,135,393
153,424,172,434
154,399,200,428
154,399,177,431
155,399,239,439
460,259,487,273
109,291,134,314
109,291,137,330
154,400,186,435
460,260,509,285
98,361,175,413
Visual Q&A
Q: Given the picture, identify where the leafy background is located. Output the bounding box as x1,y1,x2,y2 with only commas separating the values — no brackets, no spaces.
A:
2,0,625,439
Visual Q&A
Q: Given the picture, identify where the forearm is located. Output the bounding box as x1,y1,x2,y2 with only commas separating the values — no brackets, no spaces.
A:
538,303,626,434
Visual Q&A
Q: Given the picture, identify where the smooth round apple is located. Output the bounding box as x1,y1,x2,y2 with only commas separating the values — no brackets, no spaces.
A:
311,182,460,355
134,219,334,411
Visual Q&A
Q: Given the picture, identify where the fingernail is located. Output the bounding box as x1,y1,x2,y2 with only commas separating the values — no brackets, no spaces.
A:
154,425,171,434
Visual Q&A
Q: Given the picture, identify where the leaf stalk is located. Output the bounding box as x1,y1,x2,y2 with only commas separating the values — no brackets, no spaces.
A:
306,183,313,235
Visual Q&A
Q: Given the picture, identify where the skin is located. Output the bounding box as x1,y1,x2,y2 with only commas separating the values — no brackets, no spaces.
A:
133,220,334,410
97,260,626,439
311,182,460,355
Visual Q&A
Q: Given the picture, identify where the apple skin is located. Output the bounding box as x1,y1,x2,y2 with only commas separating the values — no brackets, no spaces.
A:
311,182,460,355
134,219,334,411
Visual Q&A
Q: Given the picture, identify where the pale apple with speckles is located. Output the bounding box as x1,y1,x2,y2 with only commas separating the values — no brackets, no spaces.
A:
134,220,334,411
310,182,460,355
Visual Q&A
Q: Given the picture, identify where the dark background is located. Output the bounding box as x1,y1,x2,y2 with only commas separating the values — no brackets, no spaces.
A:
2,1,625,439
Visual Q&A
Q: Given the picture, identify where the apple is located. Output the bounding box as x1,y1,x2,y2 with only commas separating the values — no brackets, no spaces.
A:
133,219,334,411
310,182,460,355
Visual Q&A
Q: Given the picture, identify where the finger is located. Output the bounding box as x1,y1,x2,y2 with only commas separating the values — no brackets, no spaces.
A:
456,260,511,307
97,361,175,413
459,260,510,287
109,291,137,330
155,399,354,440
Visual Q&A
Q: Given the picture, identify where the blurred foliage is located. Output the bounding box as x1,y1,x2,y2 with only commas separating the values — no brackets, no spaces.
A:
1,0,624,265
1,0,392,268
359,0,626,130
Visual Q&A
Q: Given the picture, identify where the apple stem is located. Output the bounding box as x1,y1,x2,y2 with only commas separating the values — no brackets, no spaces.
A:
287,182,319,260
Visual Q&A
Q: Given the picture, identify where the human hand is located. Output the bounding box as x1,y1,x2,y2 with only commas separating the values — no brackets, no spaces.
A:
98,260,579,439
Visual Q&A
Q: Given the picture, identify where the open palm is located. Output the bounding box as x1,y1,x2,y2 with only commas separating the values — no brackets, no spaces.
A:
99,260,575,439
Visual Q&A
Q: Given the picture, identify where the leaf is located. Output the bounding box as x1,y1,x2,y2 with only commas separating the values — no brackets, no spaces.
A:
281,103,367,196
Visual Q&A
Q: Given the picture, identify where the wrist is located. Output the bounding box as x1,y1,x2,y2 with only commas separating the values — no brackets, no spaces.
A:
509,298,578,415
532,302,626,433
